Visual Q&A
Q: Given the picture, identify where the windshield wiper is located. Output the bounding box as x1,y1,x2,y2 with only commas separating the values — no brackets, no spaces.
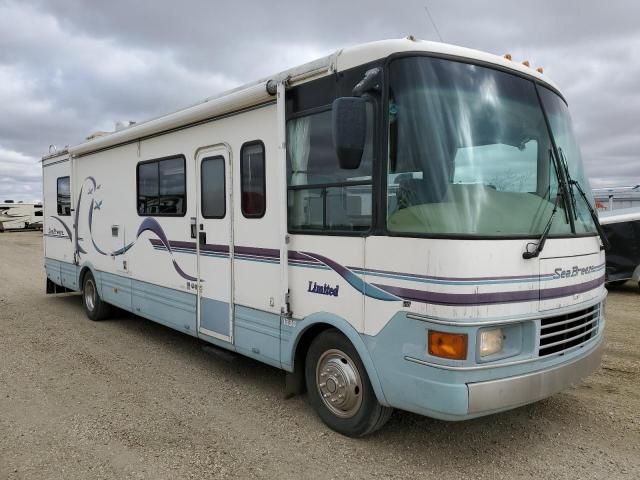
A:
522,149,568,259
559,149,611,251
523,189,563,259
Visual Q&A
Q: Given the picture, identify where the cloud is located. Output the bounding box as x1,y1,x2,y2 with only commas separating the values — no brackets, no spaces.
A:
0,146,41,202
0,0,638,202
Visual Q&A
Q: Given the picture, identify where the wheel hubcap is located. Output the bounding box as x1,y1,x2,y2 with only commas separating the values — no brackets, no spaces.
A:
84,279,96,311
316,349,363,418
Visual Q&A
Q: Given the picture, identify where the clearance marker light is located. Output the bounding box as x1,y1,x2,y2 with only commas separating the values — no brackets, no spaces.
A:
522,60,530,67
504,53,512,60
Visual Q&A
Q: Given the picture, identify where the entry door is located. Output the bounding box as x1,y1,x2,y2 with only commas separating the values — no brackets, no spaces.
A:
196,146,233,342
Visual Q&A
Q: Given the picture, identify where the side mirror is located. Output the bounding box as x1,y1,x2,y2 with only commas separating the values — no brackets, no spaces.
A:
332,97,367,170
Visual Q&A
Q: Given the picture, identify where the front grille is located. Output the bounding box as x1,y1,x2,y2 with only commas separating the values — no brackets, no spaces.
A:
538,304,601,357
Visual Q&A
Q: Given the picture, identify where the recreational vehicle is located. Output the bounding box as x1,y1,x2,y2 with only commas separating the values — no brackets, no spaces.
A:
42,38,608,437
599,207,640,287
593,185,640,211
0,202,43,231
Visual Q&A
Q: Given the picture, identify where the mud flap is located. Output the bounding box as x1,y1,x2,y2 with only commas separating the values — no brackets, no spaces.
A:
284,369,305,399
46,277,72,294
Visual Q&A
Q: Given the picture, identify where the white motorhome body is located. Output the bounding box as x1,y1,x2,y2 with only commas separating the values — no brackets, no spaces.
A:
0,202,43,231
43,38,606,436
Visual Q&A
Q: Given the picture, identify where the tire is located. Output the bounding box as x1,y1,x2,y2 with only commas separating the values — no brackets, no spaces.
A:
305,329,393,437
82,271,111,321
607,280,628,287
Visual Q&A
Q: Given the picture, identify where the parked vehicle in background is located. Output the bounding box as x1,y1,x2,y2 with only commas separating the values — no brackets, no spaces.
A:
42,37,608,437
0,201,43,231
593,185,640,211
599,207,640,288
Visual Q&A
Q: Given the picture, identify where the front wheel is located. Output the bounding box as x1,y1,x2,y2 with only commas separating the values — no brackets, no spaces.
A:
82,271,111,321
305,329,392,437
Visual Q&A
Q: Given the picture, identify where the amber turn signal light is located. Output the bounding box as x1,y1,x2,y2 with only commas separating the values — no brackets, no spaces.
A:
428,330,468,360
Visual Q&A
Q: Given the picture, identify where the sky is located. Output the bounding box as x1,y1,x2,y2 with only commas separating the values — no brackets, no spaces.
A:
0,0,638,202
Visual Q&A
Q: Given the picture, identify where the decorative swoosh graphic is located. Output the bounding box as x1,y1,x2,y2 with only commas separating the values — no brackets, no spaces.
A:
87,198,108,255
133,218,197,282
147,240,605,306
76,176,197,282
50,216,73,241
148,241,400,302
299,251,401,302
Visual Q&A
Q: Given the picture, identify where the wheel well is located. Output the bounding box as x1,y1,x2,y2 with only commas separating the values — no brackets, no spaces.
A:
288,323,335,395
78,266,92,290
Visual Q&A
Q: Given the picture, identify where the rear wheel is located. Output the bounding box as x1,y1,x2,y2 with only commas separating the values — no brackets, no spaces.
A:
82,271,111,321
305,329,392,437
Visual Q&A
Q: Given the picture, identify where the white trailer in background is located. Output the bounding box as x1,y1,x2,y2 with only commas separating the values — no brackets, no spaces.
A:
593,185,640,211
0,202,43,231
599,207,640,287
42,38,608,436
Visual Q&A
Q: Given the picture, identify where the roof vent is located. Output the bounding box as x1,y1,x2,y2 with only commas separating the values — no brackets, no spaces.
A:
115,121,136,131
86,131,111,141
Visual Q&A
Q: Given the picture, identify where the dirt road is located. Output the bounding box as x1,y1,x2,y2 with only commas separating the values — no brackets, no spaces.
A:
1,231,639,479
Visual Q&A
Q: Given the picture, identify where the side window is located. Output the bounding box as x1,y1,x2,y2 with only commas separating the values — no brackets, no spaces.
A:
57,176,71,216
286,103,374,233
240,141,266,218
201,156,225,218
137,156,186,216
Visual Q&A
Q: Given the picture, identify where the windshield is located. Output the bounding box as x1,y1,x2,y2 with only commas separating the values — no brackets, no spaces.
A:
538,87,597,234
386,56,579,237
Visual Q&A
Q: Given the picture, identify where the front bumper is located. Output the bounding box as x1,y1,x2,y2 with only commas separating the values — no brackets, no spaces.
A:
467,336,603,414
366,317,604,420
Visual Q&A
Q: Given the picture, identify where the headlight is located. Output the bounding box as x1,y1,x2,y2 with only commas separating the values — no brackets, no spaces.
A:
479,328,504,357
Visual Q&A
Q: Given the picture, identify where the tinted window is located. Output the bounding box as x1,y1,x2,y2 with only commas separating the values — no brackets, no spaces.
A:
137,156,186,216
286,104,374,233
201,156,225,218
138,162,159,214
57,176,71,216
241,141,266,218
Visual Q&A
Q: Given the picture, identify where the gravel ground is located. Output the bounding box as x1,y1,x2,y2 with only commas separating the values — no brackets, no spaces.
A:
1,231,639,479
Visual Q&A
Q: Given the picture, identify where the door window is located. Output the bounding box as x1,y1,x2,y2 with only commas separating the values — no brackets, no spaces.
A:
201,156,226,219
240,141,266,218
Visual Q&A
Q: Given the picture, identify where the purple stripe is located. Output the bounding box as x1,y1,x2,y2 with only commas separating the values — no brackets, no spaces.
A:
373,276,604,306
539,276,605,300
350,263,605,282
148,239,604,294
149,240,322,264
237,246,279,258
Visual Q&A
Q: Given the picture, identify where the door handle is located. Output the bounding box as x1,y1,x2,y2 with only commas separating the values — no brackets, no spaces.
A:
190,217,197,239
199,231,207,245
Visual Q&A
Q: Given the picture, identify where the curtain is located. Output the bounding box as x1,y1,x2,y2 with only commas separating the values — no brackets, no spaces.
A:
287,117,311,186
